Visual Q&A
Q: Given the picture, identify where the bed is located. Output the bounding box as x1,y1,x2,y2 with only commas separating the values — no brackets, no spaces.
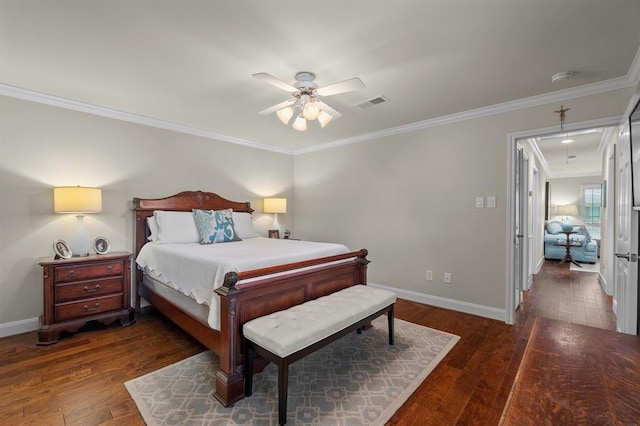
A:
133,190,369,407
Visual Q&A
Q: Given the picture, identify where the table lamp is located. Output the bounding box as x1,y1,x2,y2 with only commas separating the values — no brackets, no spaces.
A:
264,198,287,233
54,186,102,256
556,204,579,232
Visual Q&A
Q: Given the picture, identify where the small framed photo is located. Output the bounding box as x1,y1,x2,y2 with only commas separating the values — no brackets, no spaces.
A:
268,230,280,239
53,240,72,259
94,236,111,255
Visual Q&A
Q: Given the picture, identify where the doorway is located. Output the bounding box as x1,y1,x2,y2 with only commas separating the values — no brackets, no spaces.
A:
505,117,625,326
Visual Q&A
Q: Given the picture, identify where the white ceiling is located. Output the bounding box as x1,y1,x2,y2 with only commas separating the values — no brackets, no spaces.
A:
2,1,640,153
530,128,608,178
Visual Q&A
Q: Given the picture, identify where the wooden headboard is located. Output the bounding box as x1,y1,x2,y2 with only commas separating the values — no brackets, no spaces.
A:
132,190,254,257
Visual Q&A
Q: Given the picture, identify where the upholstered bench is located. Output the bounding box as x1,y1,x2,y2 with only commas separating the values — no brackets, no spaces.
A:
243,285,397,425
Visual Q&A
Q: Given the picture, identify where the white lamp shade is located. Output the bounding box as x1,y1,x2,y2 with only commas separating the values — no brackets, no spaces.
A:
54,187,102,213
276,107,294,124
317,110,333,127
264,198,287,214
556,204,579,217
292,115,307,131
303,102,320,120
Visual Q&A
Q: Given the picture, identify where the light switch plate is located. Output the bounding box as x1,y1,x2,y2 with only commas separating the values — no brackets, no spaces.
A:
487,196,496,208
475,197,484,208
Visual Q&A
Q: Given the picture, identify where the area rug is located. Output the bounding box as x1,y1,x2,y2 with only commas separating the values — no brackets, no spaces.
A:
570,261,600,273
125,317,459,425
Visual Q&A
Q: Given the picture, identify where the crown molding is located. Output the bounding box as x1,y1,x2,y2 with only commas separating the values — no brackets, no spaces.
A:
628,44,640,86
527,138,551,177
0,84,294,156
2,45,638,159
294,75,636,155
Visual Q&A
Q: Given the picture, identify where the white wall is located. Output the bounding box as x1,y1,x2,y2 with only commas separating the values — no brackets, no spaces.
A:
293,87,634,316
0,96,293,328
548,176,603,224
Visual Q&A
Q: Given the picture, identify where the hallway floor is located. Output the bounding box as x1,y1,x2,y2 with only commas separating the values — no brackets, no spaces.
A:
522,259,616,331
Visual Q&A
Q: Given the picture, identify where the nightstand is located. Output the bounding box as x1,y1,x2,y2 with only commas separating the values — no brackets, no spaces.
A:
37,251,135,345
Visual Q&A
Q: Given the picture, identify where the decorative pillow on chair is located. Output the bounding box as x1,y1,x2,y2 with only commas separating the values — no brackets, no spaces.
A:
546,221,563,235
193,209,242,244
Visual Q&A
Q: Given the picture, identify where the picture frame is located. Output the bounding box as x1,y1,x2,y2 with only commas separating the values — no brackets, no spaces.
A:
53,239,72,259
268,229,280,239
94,236,111,255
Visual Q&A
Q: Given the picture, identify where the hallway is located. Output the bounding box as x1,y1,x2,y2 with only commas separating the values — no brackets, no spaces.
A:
522,260,616,331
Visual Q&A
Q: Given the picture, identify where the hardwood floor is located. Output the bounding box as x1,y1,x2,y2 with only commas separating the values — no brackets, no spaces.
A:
0,260,631,425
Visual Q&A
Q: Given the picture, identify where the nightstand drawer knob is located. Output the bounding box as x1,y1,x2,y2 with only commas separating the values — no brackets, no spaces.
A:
68,270,75,277
106,266,113,273
83,284,101,293
83,302,100,312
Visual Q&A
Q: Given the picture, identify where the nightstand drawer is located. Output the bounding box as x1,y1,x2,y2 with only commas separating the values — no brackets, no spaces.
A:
55,294,123,321
54,261,123,283
55,278,123,303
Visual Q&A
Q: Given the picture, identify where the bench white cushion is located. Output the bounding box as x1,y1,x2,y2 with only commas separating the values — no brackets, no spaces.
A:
243,285,396,358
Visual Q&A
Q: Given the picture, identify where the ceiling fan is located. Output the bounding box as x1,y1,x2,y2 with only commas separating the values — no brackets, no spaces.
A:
253,71,365,131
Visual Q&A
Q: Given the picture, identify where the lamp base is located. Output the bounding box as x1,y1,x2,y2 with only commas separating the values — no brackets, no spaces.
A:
270,213,281,233
561,220,574,232
70,214,92,256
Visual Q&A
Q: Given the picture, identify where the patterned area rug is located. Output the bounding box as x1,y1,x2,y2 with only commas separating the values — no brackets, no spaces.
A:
125,317,459,425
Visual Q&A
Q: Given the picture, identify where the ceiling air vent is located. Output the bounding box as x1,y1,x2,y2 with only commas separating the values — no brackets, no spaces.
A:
357,95,389,109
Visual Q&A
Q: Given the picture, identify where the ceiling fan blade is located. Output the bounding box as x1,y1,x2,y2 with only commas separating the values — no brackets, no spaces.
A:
252,73,297,92
316,101,343,119
316,77,365,97
258,99,295,115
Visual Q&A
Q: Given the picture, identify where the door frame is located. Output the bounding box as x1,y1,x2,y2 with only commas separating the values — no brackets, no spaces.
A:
505,116,621,324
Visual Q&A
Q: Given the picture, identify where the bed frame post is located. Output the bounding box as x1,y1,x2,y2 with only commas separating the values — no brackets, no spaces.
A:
213,272,245,406
357,249,370,284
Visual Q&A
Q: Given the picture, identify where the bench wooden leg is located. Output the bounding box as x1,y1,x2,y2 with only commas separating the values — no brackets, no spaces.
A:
388,305,394,345
278,360,289,425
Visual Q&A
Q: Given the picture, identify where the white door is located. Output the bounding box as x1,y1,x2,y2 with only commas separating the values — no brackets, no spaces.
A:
514,146,526,310
614,122,638,335
529,166,539,290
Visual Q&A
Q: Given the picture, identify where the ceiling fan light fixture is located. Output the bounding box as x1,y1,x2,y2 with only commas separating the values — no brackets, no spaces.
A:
303,102,320,120
317,110,333,127
292,115,307,131
276,106,294,124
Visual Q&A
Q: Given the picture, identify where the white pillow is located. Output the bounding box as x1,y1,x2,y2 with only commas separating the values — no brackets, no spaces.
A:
154,211,200,244
147,216,159,241
232,212,259,239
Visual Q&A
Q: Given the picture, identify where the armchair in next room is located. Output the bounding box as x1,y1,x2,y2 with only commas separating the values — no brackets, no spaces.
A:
544,221,598,264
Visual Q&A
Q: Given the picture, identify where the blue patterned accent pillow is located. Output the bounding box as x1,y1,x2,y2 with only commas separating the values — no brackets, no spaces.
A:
192,209,242,244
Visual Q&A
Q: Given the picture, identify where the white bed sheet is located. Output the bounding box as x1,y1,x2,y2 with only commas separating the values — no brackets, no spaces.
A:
136,237,350,329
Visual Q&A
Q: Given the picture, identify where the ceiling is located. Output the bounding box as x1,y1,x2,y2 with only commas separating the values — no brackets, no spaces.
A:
529,128,609,178
2,1,640,153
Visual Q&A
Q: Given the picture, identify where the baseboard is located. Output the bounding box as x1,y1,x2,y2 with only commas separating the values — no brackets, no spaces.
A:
597,272,607,294
0,317,39,338
368,282,506,322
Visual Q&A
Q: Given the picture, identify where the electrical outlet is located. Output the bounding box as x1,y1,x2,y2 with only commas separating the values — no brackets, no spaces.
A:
444,272,452,284
426,270,433,281
487,196,496,208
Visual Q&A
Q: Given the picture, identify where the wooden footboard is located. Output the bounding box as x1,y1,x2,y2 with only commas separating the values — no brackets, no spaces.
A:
133,191,369,407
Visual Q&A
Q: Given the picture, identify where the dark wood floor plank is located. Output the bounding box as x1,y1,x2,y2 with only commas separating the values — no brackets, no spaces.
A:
500,317,640,425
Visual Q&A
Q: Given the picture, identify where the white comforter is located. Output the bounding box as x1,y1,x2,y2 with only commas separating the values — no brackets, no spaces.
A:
136,237,350,329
